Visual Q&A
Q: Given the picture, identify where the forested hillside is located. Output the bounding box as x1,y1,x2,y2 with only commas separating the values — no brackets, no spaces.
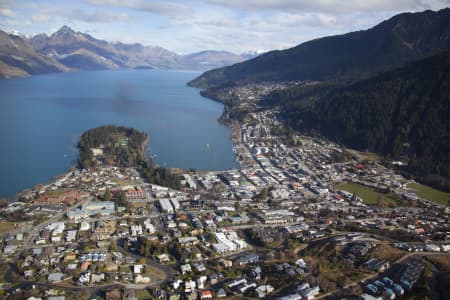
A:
78,125,148,169
78,125,180,189
268,51,450,182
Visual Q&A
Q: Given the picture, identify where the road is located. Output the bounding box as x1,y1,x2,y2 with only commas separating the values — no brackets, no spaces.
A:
22,196,93,249
115,239,176,287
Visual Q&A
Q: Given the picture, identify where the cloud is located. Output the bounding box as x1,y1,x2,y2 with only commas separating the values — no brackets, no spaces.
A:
0,8,19,18
32,13,52,22
201,0,449,13
85,0,192,18
30,8,130,24
65,9,130,23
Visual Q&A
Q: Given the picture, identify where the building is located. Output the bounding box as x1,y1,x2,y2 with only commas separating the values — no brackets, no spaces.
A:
255,285,274,298
159,199,174,213
46,222,65,235
67,200,115,220
65,230,77,242
200,290,213,300
125,187,146,200
171,199,180,211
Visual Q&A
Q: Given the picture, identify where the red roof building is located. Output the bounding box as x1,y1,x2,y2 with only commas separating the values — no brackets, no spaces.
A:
200,290,213,300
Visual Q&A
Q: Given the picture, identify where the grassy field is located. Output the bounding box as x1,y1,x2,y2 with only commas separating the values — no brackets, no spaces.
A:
318,261,371,289
407,182,450,206
0,220,19,233
344,148,381,161
135,289,152,300
336,182,398,207
370,244,405,262
426,255,450,272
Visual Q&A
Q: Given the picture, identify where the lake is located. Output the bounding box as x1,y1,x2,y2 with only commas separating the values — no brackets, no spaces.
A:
0,69,237,198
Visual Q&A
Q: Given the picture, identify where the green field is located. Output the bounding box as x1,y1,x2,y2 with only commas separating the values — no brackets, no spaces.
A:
135,289,152,300
0,221,20,233
407,182,450,206
336,182,398,207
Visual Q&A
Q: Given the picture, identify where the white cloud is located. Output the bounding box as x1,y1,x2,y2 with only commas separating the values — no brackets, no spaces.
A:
201,0,449,13
65,9,130,23
168,7,362,53
30,7,130,24
0,8,19,18
85,0,192,18
32,13,52,22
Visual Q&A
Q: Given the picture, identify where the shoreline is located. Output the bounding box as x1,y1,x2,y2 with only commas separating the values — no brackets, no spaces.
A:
5,91,240,202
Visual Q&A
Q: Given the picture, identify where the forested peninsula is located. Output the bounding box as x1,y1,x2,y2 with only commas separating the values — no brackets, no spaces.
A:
78,125,180,189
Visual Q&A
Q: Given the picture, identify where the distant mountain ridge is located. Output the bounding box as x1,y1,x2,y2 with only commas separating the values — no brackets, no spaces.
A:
0,26,255,78
0,30,68,78
189,8,450,88
27,26,180,70
182,50,245,70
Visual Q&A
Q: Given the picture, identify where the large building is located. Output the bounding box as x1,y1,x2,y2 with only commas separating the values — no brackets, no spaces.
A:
67,201,115,221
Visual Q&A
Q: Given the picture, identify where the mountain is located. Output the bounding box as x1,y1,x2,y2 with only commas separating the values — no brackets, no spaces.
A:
0,29,68,78
27,26,179,70
189,8,450,89
268,50,450,183
113,42,180,69
24,26,249,72
181,50,245,70
240,50,264,60
0,25,254,77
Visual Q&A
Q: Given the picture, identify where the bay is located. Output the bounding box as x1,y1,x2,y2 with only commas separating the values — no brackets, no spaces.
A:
0,69,237,198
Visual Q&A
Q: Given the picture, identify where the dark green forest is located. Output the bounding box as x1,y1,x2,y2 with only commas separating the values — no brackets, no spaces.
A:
78,125,180,189
266,51,450,187
78,125,147,168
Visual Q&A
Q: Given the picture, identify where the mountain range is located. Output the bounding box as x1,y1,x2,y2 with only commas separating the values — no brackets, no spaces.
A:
0,29,69,78
189,8,450,186
0,25,258,78
190,8,450,88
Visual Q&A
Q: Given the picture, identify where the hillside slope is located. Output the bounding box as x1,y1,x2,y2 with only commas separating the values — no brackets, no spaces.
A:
190,8,450,88
0,30,68,78
270,50,450,179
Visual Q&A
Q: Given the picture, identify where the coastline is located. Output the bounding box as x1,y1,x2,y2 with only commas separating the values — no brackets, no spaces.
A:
6,88,238,201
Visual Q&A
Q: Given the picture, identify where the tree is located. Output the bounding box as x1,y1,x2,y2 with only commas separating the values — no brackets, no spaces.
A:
0,198,8,208
376,193,383,207
257,188,268,202
104,188,112,201
109,242,117,252
138,258,146,264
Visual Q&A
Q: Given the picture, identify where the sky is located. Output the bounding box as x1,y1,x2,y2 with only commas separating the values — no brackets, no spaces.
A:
0,0,449,54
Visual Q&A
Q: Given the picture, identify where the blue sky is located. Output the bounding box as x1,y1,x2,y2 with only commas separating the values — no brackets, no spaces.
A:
1,0,449,54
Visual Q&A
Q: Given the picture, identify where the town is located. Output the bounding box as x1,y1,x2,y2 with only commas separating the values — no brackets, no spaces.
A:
1,82,449,300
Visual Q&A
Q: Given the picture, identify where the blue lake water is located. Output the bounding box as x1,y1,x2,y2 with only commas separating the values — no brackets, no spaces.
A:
0,69,237,198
